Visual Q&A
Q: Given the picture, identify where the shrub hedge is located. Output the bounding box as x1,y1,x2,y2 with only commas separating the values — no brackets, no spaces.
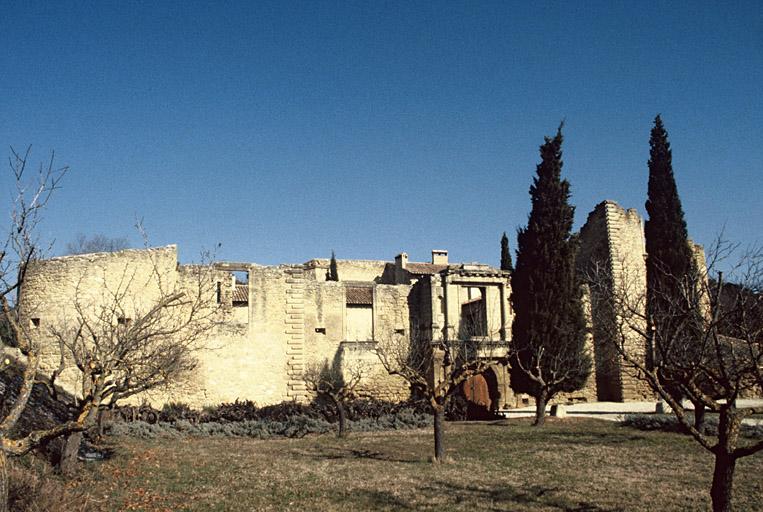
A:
621,413,763,438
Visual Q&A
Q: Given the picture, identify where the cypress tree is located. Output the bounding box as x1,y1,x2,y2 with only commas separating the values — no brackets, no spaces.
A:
645,115,693,283
500,232,513,272
644,115,703,426
326,251,339,281
510,125,590,426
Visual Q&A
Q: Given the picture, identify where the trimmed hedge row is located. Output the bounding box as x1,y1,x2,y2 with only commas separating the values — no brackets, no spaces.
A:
148,397,432,425
111,409,432,439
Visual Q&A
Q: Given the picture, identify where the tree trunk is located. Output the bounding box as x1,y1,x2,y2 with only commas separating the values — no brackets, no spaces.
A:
710,450,736,512
96,409,106,439
534,394,547,426
693,400,706,434
710,408,740,512
0,450,8,512
433,406,445,463
336,401,347,438
59,431,82,477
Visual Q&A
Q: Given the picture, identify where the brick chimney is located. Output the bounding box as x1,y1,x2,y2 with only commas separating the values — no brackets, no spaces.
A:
394,252,409,284
431,249,448,265
395,252,408,270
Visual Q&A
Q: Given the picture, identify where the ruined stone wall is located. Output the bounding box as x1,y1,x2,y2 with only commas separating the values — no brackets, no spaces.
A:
23,208,677,411
365,285,412,400
578,200,653,401
20,246,185,398
303,259,389,283
188,265,294,406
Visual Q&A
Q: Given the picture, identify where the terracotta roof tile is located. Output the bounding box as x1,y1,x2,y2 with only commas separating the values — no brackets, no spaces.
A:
406,263,448,275
346,286,373,305
232,284,249,303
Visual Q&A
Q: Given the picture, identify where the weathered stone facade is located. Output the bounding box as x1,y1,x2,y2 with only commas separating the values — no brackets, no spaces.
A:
21,200,682,409
577,201,654,401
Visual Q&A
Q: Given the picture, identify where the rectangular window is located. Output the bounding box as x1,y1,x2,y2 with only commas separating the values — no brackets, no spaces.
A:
461,287,487,338
346,286,373,341
346,305,373,341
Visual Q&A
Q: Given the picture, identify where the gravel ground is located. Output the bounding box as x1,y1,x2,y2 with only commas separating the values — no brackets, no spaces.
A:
500,399,763,423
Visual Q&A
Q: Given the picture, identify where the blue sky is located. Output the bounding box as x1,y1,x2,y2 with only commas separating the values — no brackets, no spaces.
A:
1,1,761,267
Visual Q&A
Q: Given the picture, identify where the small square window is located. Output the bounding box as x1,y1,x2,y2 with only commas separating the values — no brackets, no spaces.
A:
117,317,132,326
30,318,41,328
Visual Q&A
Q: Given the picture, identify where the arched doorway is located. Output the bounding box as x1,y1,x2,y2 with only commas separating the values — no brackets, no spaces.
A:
461,367,500,420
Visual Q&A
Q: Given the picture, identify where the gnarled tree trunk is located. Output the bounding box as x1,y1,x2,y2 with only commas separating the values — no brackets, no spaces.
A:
710,450,735,512
59,431,82,477
433,405,445,463
693,400,706,434
710,410,740,512
534,393,547,426
0,450,8,512
335,399,347,438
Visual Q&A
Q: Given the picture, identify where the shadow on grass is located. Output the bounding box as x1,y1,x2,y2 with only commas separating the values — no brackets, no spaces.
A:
330,488,417,510
483,421,648,445
421,480,620,512
293,446,419,464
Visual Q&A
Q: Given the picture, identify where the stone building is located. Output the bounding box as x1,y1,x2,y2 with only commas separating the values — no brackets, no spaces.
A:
20,200,674,410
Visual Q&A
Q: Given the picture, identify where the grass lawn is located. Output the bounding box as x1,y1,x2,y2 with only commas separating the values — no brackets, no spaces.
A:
66,418,762,511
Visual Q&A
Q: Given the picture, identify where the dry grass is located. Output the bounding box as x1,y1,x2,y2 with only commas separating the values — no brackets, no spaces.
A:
39,418,763,511
8,456,96,512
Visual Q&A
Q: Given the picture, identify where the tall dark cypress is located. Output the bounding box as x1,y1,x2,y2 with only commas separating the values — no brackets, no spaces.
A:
510,125,590,426
644,115,695,356
645,115,693,283
644,115,703,424
500,232,513,272
326,251,339,281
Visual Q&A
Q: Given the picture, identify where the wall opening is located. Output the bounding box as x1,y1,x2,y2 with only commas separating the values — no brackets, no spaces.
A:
461,287,487,338
231,270,249,307
346,286,373,341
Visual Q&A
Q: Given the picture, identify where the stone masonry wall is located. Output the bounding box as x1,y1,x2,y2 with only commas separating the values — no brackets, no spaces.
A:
578,200,653,401
22,204,676,411
303,259,389,283
20,246,185,399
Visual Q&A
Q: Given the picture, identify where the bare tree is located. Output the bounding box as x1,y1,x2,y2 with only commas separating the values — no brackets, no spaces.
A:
42,243,222,475
302,354,365,438
0,147,79,512
374,316,508,463
65,233,130,255
585,239,763,512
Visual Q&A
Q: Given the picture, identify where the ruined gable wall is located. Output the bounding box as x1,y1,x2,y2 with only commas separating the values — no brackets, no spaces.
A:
303,280,345,366
20,246,183,397
22,245,180,324
304,259,389,282
361,284,410,400
578,201,653,401
188,265,297,406
301,279,410,401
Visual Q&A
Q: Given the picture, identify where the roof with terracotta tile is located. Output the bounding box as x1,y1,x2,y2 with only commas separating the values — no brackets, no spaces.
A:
232,284,249,303
345,286,373,305
405,262,448,275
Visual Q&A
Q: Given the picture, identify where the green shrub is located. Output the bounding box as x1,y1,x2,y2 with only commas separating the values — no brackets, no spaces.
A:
160,402,201,423
350,410,432,432
202,399,260,423
621,414,763,438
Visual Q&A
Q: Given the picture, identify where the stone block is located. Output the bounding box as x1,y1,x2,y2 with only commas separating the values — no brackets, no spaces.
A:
550,404,567,418
655,401,670,414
